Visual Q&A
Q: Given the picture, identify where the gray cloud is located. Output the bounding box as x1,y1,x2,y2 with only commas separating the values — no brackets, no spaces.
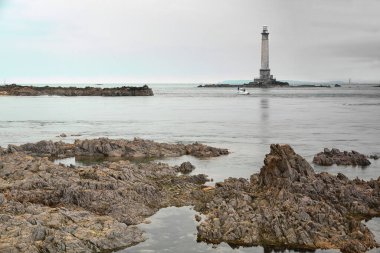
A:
0,0,379,83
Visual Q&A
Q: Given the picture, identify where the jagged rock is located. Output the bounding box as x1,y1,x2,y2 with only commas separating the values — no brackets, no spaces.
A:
59,133,67,137
313,148,371,166
369,154,379,160
196,144,380,253
12,140,74,157
259,144,314,187
175,161,195,174
8,138,228,159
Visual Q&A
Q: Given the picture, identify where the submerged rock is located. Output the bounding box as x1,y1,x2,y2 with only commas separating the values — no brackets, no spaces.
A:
196,144,380,253
313,148,371,166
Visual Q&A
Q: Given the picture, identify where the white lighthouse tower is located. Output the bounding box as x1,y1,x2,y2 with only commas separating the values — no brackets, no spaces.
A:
260,26,270,79
254,26,277,84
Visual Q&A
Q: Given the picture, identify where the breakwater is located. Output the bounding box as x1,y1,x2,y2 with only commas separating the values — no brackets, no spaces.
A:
0,84,153,96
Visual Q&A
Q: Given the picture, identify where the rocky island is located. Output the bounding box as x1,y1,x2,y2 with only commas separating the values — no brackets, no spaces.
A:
198,80,289,88
0,84,153,96
313,148,371,166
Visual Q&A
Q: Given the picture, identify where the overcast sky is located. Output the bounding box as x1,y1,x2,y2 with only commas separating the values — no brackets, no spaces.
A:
0,0,379,83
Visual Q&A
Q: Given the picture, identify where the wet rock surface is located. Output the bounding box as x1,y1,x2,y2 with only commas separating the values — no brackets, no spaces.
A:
74,138,229,159
313,148,371,166
0,84,153,96
196,144,380,253
175,161,196,174
0,139,226,253
2,140,379,252
6,138,229,159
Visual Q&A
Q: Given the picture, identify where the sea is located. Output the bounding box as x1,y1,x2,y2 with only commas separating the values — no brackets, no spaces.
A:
0,83,379,252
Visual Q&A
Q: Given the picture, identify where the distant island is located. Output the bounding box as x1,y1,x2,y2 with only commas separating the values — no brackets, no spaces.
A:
0,84,154,96
198,80,290,88
198,81,338,88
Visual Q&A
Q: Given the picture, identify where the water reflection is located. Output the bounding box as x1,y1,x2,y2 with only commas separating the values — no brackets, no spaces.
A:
259,97,270,145
260,98,269,122
120,206,338,253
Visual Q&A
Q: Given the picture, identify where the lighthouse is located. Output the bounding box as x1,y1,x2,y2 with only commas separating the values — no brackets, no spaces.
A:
253,25,283,85
247,26,288,87
260,26,271,80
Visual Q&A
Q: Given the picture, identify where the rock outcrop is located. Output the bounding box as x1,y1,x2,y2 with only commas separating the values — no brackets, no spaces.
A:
6,138,229,159
73,138,229,158
175,161,196,174
0,147,212,252
0,84,153,96
196,144,380,253
3,140,378,253
313,148,371,166
369,154,379,160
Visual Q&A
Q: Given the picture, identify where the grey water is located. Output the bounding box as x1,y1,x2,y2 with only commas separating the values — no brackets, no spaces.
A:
1,83,380,252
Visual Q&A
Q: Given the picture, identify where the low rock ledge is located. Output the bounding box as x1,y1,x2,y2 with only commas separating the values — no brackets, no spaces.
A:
0,84,153,96
5,138,229,159
313,148,371,166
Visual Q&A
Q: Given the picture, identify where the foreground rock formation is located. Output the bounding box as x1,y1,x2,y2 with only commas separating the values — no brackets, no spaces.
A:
313,148,371,166
7,138,228,159
0,84,153,96
196,144,380,252
0,139,227,252
2,139,379,253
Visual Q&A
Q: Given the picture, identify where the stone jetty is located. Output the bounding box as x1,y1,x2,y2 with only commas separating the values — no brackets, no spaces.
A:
0,84,153,96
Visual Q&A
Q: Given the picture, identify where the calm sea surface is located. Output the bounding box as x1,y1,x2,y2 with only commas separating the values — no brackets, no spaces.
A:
0,83,379,252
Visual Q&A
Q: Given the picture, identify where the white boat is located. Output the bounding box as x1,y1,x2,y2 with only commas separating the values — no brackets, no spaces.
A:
237,89,250,95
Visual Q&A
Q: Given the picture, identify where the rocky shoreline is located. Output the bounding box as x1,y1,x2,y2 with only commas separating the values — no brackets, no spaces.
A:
0,84,153,96
1,139,379,253
195,144,380,253
0,138,228,252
